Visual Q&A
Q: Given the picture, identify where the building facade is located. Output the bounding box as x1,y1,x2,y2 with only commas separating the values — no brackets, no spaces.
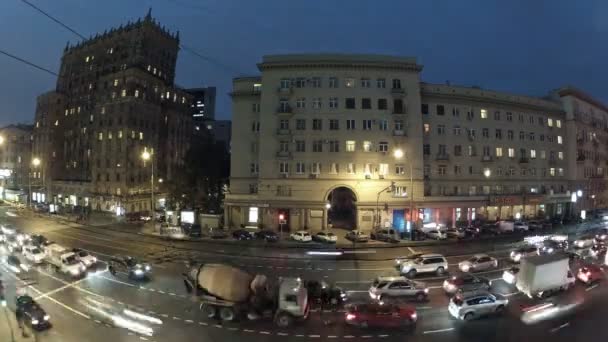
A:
32,10,192,214
187,87,216,123
0,125,34,202
225,54,593,233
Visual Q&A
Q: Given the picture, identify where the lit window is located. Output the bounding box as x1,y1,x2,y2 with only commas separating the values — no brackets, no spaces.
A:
65,109,68,116
182,97,186,104
166,91,170,99
558,168,564,176
558,151,563,160
423,123,430,133
98,132,103,141
379,163,388,175
108,132,113,140
135,90,140,98
345,78,355,88
248,207,259,223
113,79,119,87
346,141,356,152
118,131,123,139
480,109,488,119
111,92,116,99
139,132,143,140
508,148,515,158
364,163,372,176
530,149,536,158
347,163,356,174
85,56,90,63
363,141,372,152
330,163,339,174
495,147,503,157
550,168,556,176
548,118,553,127
147,65,151,71
557,136,563,144
54,120,59,126
556,120,562,128
540,150,546,159
153,67,157,75
121,89,126,97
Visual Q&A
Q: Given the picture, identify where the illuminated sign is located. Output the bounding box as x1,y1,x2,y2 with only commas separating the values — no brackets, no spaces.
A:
0,169,12,178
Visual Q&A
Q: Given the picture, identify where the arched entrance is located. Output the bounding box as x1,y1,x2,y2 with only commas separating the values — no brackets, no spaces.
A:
327,187,357,230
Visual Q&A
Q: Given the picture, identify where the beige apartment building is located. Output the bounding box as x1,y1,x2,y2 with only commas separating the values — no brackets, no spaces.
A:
225,54,604,233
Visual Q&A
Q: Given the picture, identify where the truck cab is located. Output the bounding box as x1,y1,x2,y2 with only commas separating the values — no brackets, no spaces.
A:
276,278,309,327
45,244,85,278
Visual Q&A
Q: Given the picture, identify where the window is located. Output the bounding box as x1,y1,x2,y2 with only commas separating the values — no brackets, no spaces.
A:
395,165,405,175
423,123,430,134
295,78,306,88
312,141,323,152
378,98,387,110
540,150,546,159
558,151,564,160
346,140,356,152
279,100,289,112
438,144,447,155
519,131,525,140
279,162,289,174
345,78,355,88
347,163,356,174
453,126,461,136
379,163,388,176
421,104,429,115
540,134,545,141
346,119,355,130
495,129,502,139
452,108,460,117
483,146,491,156
392,79,401,89
312,98,322,109
279,119,289,130
494,111,500,120
329,97,338,109
468,129,476,139
345,98,355,109
295,162,305,174
557,136,563,144
250,163,259,174
556,120,562,128
508,148,515,158
361,98,372,109
296,97,306,109
480,109,488,119
437,105,445,116
454,145,462,156
121,89,127,97
550,168,556,177
529,115,534,124
362,119,372,130
548,118,554,127
312,119,322,130
377,78,386,88
530,149,537,159
437,125,446,135
279,140,290,152
328,77,338,88
467,110,474,120
468,145,476,156
538,117,544,126
280,79,291,89
379,141,388,152
330,163,339,174
393,99,404,113
311,162,321,174
295,140,306,152
423,144,430,156
329,140,340,152
329,119,339,130
518,113,524,123
528,132,535,141
134,90,140,98
506,112,513,121
363,141,372,152
360,78,371,88
507,130,514,140
378,120,388,131
454,165,462,175
311,77,321,88
480,128,489,138
296,119,306,130
394,120,404,131
438,165,447,175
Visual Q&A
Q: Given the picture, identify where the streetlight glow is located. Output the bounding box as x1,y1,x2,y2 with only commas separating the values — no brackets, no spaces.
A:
577,190,583,197
141,150,151,161
32,157,41,166
483,168,491,178
393,149,404,159
0,135,4,145
325,202,331,209
158,178,163,183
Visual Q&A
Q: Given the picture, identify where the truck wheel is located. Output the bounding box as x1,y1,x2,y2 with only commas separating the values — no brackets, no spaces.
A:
200,304,216,319
219,307,236,322
275,312,294,328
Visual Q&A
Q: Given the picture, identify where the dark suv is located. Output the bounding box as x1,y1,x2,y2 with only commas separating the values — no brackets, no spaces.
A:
108,255,151,280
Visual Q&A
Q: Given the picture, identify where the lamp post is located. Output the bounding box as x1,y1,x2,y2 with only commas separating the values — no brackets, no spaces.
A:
483,168,491,221
29,157,41,208
141,150,154,216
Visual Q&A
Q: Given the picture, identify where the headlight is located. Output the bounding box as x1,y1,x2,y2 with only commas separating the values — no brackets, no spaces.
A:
424,288,429,293
70,269,80,275
134,269,144,276
145,265,151,271
20,264,29,271
43,315,50,321
31,319,39,325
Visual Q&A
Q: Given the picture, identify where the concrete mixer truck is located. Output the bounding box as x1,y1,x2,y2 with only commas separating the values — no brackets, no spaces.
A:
183,263,309,327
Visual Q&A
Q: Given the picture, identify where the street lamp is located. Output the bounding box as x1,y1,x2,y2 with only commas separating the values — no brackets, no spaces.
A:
325,202,331,210
0,135,4,145
141,149,154,215
29,157,41,208
393,148,404,159
483,168,491,178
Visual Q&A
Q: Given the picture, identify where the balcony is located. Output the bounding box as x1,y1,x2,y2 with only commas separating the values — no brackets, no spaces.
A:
435,153,450,161
391,87,405,95
276,151,292,159
276,105,293,114
393,129,406,136
277,87,293,95
276,128,292,136
481,155,493,162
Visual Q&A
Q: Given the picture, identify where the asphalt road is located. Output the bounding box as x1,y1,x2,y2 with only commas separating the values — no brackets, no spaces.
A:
1,205,608,341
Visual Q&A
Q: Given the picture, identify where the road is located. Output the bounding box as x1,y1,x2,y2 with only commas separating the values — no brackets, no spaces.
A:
1,205,608,341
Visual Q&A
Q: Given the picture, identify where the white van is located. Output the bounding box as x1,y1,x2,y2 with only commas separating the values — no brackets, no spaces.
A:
497,221,514,233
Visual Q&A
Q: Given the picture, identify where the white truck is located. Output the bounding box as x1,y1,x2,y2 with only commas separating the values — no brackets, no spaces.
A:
44,244,86,278
516,253,574,298
183,263,309,327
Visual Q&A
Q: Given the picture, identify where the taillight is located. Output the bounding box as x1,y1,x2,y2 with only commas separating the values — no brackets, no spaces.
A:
346,313,356,320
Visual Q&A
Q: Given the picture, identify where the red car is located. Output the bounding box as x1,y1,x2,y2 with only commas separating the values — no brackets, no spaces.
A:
577,264,604,284
344,303,417,330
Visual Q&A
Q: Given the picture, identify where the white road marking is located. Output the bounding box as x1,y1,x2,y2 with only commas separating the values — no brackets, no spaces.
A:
214,324,223,328
328,335,338,338
586,284,599,291
345,290,368,293
343,335,354,338
423,327,455,334
417,306,433,310
407,247,416,253
260,331,271,335
339,268,394,271
343,250,376,254
308,335,320,338
550,322,570,333
34,275,91,300
277,332,289,336
377,335,389,338
362,335,373,338
199,322,208,326
185,319,194,323
228,327,238,331
139,337,148,341
244,329,254,333
336,280,371,284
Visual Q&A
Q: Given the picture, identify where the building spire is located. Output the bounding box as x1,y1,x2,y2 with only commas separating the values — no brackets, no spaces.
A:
145,7,152,21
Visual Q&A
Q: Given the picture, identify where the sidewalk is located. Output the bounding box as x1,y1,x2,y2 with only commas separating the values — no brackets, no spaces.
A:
0,308,29,342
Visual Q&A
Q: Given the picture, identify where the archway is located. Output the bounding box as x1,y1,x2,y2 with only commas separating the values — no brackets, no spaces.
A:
327,186,357,230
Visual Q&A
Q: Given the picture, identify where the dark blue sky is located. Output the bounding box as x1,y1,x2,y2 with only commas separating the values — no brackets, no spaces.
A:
1,0,607,126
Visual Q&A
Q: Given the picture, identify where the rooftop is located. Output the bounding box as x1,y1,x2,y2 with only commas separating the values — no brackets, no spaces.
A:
258,53,422,71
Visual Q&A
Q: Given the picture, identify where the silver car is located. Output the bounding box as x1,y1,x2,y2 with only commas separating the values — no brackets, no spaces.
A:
458,254,498,272
510,246,539,263
448,292,508,321
369,276,429,302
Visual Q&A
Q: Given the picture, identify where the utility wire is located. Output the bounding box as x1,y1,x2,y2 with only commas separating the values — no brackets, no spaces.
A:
0,49,57,76
19,0,86,40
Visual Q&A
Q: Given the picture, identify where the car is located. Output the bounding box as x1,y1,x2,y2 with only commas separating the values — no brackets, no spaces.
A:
446,228,466,239
425,230,447,240
183,223,202,238
3,254,29,273
22,245,45,264
442,274,490,295
514,221,529,231
590,243,607,258
502,267,520,285
395,253,424,268
344,302,417,330
345,230,370,243
527,220,543,230
370,229,398,242
5,234,24,253
312,231,338,243
448,291,508,321
540,239,568,254
305,280,347,307
574,235,595,249
399,254,448,278
232,229,253,240
290,230,312,242
458,254,498,272
577,264,604,284
542,220,554,229
596,228,608,242
16,295,51,331
29,234,48,248
254,230,279,242
208,227,228,239
72,248,97,267
510,246,539,263
108,255,151,280
464,226,482,238
369,276,429,302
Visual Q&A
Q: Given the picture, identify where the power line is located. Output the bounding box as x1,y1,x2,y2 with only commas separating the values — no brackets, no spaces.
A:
0,49,57,76
20,0,86,40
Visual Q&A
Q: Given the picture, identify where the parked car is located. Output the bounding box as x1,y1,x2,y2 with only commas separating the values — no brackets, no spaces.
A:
208,228,228,239
510,245,539,263
458,254,498,273
590,243,607,258
345,230,370,243
255,230,279,242
442,274,490,295
399,254,448,278
22,245,45,264
464,226,482,238
448,291,508,321
425,230,447,240
576,264,604,284
527,221,543,230
344,303,417,330
183,224,202,238
369,276,429,302
502,267,520,285
108,255,151,280
290,230,312,242
232,229,253,240
596,228,608,242
513,221,529,231
446,228,466,239
29,235,48,248
313,232,337,243
542,220,554,229
574,235,596,249
370,229,398,242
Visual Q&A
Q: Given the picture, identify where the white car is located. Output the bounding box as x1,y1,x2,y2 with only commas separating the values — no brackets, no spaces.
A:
458,254,498,272
448,292,508,321
596,228,608,242
574,235,595,249
73,249,97,267
290,231,312,242
399,254,448,277
426,230,447,240
22,245,45,264
514,221,529,231
313,232,337,243
369,276,429,302
510,246,539,263
502,267,520,285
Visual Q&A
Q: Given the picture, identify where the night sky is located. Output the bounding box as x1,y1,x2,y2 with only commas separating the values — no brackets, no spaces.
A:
1,0,607,126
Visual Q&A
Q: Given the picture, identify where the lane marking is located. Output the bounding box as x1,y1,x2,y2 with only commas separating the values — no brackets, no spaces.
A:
586,284,599,291
34,275,92,300
423,327,455,334
342,250,376,254
260,331,271,335
185,319,194,323
244,329,254,333
550,322,570,333
339,268,395,271
277,332,289,336
309,335,320,338
407,247,416,253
